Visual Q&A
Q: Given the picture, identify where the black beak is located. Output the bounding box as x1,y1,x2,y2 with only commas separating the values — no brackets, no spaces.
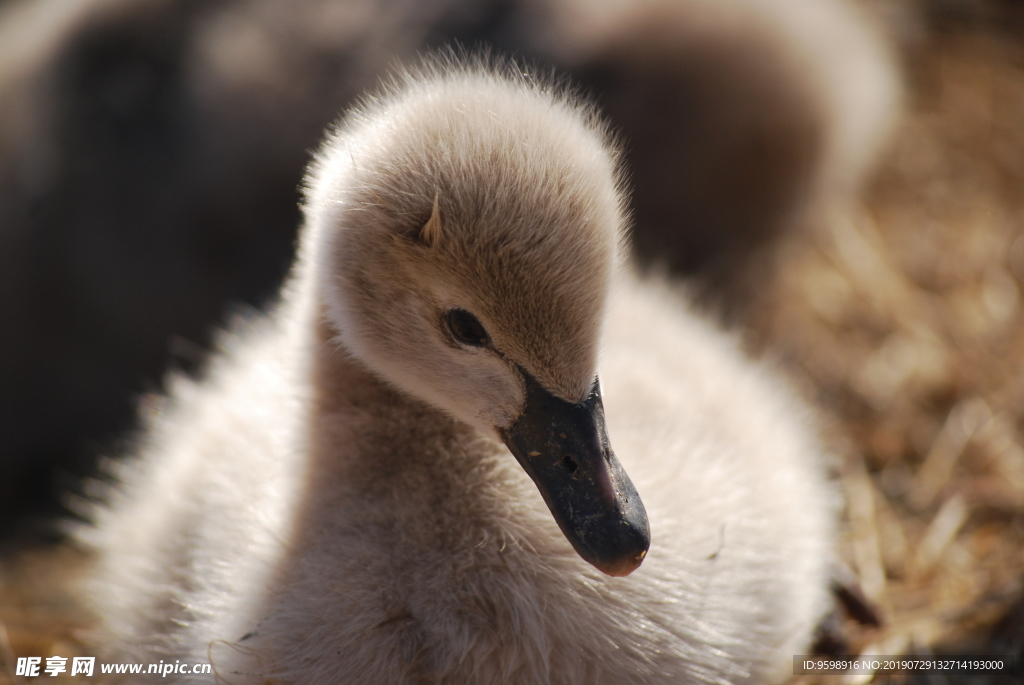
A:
499,369,650,576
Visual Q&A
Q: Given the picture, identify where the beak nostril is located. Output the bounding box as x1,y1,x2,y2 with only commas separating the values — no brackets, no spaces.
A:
561,455,579,474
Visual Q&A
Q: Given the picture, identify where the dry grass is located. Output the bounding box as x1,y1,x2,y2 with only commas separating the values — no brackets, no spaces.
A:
2,15,1024,685
763,23,1024,684
0,547,94,685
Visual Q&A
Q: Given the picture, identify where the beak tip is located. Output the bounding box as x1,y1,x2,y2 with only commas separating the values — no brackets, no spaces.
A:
584,514,650,577
595,547,648,577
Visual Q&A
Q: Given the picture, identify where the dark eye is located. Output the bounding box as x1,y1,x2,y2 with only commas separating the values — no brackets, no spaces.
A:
446,308,489,347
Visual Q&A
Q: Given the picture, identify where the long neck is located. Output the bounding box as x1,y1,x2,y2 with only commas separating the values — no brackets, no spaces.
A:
252,298,578,683
297,301,525,542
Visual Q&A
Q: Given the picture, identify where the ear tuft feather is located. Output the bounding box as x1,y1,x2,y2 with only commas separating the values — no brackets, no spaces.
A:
420,192,442,247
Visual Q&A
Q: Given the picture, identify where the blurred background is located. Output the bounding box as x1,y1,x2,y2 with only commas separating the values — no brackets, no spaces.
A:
0,0,897,536
1,0,1023,681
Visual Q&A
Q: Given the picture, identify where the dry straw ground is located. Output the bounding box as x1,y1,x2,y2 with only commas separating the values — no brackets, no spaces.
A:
764,16,1024,685
2,9,1024,685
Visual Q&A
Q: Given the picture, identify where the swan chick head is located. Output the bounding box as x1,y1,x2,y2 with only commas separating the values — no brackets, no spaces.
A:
304,61,648,576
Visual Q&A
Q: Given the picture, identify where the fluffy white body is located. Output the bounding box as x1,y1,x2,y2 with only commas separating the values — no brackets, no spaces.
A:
85,63,834,684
